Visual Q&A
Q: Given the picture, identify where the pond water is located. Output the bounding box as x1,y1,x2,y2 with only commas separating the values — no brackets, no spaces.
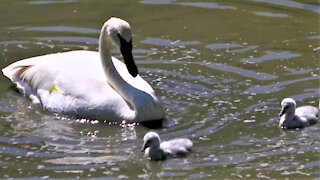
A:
0,0,319,179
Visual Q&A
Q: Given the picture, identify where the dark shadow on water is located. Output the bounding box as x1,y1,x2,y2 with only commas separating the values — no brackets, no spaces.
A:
140,118,174,129
9,85,21,94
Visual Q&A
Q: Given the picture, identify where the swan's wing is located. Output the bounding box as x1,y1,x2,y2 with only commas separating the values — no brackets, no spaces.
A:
2,50,129,111
2,51,107,100
3,53,56,93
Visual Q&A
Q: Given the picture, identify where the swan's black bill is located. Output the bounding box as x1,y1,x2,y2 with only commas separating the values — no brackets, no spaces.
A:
118,34,139,77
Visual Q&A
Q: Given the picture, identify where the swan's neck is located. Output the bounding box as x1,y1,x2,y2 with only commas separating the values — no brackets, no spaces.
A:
98,31,134,120
98,29,162,121
99,31,115,75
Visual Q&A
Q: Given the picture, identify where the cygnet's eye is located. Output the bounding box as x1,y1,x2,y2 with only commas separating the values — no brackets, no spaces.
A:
284,105,289,110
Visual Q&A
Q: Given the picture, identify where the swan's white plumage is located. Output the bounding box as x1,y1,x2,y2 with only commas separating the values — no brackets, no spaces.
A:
2,18,164,122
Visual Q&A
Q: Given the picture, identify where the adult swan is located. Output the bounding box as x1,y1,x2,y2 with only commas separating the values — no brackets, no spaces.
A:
2,17,165,122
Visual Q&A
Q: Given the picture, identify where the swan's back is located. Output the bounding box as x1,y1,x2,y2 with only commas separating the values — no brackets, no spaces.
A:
3,50,156,98
3,51,104,99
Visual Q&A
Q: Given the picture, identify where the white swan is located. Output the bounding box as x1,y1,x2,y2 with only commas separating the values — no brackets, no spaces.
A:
141,132,193,160
279,98,319,129
2,17,164,122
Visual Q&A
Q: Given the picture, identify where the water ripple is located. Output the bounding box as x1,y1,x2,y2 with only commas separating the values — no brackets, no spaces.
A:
35,36,98,44
140,60,278,80
176,2,236,10
29,0,77,5
140,0,236,10
252,0,320,14
244,76,320,94
141,37,200,47
241,50,301,64
25,26,99,34
252,11,289,18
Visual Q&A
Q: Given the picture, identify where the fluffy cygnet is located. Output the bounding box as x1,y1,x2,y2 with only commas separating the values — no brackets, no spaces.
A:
279,98,319,129
141,132,193,160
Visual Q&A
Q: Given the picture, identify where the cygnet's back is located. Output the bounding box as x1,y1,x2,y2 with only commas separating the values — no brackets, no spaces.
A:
161,138,193,157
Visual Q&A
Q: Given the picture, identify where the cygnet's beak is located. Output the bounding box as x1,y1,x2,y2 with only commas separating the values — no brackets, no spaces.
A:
279,107,286,117
141,142,148,152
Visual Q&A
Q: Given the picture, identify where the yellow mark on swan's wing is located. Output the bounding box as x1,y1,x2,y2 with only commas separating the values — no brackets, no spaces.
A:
49,84,59,93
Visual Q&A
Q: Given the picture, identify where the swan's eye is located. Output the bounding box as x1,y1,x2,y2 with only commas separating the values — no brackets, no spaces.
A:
118,34,132,50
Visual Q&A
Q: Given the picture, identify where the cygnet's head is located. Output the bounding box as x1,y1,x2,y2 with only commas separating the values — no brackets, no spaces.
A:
141,132,161,152
279,98,296,117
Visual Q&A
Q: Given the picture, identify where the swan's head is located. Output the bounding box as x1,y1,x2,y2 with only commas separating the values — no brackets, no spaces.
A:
105,17,132,47
141,132,161,152
103,17,138,77
279,98,296,117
